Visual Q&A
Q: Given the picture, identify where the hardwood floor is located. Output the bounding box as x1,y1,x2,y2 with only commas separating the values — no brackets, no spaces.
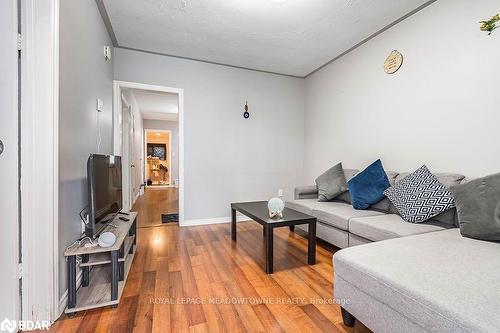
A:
135,187,179,228
50,189,370,332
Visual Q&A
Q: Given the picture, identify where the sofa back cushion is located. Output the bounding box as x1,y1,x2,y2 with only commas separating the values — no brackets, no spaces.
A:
335,169,359,203
370,171,399,212
327,168,465,226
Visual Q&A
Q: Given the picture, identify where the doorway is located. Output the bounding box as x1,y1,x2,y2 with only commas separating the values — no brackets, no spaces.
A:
113,81,184,226
145,129,172,186
121,95,138,210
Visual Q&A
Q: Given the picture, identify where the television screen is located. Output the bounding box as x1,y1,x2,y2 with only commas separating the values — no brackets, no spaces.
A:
86,154,122,238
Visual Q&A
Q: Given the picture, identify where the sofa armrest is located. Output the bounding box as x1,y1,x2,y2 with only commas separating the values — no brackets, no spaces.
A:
294,185,318,200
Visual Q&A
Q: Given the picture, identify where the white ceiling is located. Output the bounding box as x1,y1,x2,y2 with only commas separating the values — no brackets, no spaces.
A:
102,0,431,77
129,89,179,121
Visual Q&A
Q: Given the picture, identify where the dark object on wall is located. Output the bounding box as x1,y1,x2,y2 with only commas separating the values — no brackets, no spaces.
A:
243,101,250,119
147,179,153,186
147,143,166,160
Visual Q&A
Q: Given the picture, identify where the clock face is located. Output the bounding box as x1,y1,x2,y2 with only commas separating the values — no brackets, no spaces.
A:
243,111,250,119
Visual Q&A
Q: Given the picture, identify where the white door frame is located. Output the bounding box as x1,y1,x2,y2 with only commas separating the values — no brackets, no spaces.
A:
20,0,60,324
113,80,185,224
0,0,21,324
120,94,133,211
144,129,172,186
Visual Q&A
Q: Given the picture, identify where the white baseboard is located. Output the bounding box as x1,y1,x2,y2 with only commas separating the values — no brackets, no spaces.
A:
57,270,83,317
181,215,250,227
146,185,173,189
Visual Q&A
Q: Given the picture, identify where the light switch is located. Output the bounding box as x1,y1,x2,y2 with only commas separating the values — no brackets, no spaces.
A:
96,98,103,112
104,46,112,61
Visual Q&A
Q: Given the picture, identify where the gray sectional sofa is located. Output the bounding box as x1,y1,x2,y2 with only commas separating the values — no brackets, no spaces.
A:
286,168,500,332
286,169,461,249
334,228,500,333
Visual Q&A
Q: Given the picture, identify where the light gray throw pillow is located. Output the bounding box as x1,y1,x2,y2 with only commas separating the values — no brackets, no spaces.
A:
451,173,500,241
315,163,348,202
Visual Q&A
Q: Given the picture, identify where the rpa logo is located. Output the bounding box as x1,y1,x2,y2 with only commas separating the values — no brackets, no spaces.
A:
1,318,50,332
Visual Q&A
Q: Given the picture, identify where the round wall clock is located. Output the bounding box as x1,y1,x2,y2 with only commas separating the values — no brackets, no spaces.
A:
383,50,403,74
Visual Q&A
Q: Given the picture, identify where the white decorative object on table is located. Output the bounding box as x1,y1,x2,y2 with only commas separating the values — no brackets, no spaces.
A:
268,197,285,218
98,231,116,248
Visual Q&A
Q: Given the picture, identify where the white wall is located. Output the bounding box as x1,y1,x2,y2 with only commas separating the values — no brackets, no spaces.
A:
143,119,180,185
114,48,305,221
58,0,113,297
304,0,500,181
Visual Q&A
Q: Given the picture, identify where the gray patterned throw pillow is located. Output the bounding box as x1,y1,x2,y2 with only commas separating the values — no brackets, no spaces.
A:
384,165,456,223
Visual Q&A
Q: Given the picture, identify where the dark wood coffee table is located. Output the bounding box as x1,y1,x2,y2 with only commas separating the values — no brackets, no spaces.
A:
231,201,317,274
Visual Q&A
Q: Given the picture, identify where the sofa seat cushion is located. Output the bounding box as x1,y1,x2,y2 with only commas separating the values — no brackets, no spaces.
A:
285,199,317,215
334,229,500,332
312,202,383,231
349,214,451,242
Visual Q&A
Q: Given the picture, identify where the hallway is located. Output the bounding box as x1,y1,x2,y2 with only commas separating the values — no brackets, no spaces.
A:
135,188,179,228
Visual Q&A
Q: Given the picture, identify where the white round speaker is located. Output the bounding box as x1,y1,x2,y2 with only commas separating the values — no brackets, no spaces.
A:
98,231,116,248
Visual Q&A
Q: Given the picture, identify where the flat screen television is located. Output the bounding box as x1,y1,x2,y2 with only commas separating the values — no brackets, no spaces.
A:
86,154,122,238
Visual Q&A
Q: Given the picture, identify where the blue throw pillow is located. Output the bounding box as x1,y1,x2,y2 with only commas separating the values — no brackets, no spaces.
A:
348,159,390,210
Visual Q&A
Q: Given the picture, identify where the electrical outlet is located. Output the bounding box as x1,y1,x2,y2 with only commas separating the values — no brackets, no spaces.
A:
278,189,283,197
